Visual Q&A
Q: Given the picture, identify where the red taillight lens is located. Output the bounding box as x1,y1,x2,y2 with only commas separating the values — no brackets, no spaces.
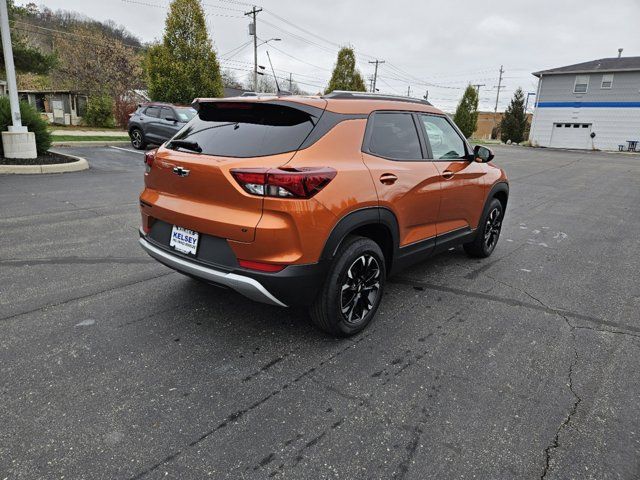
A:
144,149,156,173
238,259,285,272
231,167,336,199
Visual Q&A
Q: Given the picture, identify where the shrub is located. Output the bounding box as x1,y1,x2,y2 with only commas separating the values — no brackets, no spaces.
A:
114,95,138,128
84,95,115,128
0,96,51,156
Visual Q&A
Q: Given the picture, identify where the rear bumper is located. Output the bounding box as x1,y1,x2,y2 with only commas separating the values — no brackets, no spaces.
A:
139,237,287,307
139,234,328,307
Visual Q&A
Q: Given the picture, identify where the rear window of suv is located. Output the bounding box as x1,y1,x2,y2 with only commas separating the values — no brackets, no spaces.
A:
168,102,318,158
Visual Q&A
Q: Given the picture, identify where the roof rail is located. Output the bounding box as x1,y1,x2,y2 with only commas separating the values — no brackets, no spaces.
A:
323,90,432,106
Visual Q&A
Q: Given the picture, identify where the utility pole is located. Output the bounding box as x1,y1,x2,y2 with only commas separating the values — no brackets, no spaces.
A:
288,72,292,91
407,85,411,97
244,6,262,91
368,59,384,93
423,90,429,101
0,0,36,158
493,65,505,131
472,83,486,95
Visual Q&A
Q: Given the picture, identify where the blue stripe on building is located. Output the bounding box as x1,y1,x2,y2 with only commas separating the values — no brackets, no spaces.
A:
537,101,640,108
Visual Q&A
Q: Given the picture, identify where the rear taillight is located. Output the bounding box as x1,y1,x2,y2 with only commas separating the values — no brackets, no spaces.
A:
144,149,156,173
230,167,336,199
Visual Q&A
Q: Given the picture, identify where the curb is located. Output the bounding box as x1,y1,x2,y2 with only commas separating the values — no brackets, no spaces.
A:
0,151,89,175
51,140,130,147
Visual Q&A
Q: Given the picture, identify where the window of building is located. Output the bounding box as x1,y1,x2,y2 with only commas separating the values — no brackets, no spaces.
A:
573,75,589,94
601,74,614,89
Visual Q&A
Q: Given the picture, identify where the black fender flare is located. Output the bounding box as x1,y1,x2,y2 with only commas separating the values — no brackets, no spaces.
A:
128,123,143,135
320,207,400,263
486,181,509,210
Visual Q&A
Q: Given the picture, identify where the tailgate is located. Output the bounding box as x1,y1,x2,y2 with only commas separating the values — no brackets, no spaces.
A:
141,99,327,243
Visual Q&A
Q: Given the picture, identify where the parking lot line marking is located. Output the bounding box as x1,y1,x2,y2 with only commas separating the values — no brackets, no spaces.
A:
110,146,144,154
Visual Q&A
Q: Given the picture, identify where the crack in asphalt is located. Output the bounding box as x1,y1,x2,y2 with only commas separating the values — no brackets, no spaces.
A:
391,277,640,338
540,309,581,480
0,270,173,322
481,275,582,479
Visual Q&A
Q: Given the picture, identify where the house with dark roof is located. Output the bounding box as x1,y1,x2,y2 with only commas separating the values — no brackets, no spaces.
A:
529,55,640,150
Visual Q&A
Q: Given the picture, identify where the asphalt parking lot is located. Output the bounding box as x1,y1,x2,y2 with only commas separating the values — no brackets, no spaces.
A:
1,144,639,479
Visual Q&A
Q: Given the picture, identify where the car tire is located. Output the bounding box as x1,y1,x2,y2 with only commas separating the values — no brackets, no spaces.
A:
130,128,147,150
463,198,504,258
309,235,386,337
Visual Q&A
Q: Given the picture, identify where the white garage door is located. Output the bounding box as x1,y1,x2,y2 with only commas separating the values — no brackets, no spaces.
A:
549,123,592,149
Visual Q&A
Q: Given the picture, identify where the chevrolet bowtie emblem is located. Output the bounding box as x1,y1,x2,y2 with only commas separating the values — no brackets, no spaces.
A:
172,166,190,177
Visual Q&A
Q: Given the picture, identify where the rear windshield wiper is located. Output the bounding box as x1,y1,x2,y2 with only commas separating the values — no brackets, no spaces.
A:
167,139,202,153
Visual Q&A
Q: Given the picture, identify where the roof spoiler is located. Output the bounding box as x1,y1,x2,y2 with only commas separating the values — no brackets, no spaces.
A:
323,90,432,106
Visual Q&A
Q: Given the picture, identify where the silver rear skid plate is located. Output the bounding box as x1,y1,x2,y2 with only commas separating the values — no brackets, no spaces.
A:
139,237,287,307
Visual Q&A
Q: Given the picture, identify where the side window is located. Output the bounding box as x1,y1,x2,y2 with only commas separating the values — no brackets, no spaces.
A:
420,115,466,160
145,106,160,118
366,112,422,160
161,107,174,120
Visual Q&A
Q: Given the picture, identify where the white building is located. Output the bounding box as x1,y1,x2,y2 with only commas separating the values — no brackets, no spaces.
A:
529,56,640,151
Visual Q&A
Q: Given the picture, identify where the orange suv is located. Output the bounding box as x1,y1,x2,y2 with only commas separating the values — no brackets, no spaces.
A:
139,92,508,336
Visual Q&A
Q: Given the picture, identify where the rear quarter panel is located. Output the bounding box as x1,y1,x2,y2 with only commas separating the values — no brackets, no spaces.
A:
229,119,377,265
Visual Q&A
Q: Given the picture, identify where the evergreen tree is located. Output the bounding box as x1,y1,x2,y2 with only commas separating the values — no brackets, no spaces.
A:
453,85,479,138
500,87,528,143
145,0,223,103
325,47,366,94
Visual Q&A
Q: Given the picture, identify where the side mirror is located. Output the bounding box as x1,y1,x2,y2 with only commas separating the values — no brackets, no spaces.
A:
474,145,494,163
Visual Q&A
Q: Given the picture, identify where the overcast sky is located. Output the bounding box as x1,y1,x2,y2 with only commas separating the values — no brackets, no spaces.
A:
36,0,640,112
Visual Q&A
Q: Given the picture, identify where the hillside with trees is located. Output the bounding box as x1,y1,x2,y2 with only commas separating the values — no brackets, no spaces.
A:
5,3,145,126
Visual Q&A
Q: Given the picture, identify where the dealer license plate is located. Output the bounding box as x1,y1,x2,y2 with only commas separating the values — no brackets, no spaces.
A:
169,226,199,255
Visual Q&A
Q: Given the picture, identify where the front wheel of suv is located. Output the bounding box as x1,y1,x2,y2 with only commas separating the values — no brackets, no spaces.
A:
463,198,504,258
310,236,386,337
130,128,147,150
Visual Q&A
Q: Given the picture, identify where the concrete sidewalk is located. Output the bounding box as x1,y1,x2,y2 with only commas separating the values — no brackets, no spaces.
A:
50,129,128,137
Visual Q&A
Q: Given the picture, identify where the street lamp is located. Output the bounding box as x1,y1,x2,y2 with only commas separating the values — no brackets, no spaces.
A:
0,0,37,159
253,38,281,92
258,38,281,47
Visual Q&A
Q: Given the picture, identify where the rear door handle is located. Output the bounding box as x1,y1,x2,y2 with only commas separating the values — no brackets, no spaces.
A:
442,170,454,179
380,173,398,185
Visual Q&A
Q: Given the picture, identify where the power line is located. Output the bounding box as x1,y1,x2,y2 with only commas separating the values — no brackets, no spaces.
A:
220,40,251,59
120,0,244,17
266,43,332,72
12,21,144,50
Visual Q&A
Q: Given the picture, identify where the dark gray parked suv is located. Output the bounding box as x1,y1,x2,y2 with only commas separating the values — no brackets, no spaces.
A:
127,102,197,150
